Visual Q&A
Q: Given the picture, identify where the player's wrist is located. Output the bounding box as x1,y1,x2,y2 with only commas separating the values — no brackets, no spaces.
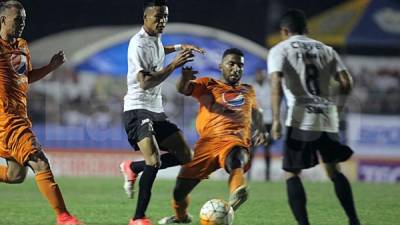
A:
174,44,182,51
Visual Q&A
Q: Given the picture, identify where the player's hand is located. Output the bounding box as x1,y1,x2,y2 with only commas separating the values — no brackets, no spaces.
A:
271,120,282,140
252,129,268,147
182,66,198,80
181,44,205,55
172,49,194,68
49,50,66,70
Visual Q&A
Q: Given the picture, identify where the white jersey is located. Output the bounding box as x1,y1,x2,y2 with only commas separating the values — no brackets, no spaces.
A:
123,27,165,113
268,35,347,132
252,81,273,124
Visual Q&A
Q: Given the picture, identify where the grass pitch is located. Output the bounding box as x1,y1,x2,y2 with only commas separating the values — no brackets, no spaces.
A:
0,177,399,225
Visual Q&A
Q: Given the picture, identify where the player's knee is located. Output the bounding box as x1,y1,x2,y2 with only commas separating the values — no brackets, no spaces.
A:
225,147,249,173
6,171,26,184
27,151,50,172
145,157,161,168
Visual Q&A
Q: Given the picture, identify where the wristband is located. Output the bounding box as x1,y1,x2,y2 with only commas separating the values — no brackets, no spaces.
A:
174,44,182,51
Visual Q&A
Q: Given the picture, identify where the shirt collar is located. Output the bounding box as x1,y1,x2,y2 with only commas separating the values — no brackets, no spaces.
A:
139,27,160,41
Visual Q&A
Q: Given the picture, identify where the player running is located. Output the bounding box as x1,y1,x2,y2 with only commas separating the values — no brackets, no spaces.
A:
158,48,266,224
0,1,84,225
269,9,361,225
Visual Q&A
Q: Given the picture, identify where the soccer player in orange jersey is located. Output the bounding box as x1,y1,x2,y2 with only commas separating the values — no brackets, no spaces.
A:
158,48,266,224
0,1,83,225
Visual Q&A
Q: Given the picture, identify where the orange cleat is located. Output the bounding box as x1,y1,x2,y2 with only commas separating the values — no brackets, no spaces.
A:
56,212,84,225
120,160,138,198
129,217,153,225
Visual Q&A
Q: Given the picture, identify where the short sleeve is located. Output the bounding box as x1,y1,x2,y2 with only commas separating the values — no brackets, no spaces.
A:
267,45,285,74
249,86,258,110
128,38,151,77
191,77,210,99
333,49,347,72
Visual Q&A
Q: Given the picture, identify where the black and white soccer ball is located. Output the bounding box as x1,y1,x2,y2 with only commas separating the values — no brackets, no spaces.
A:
199,199,234,225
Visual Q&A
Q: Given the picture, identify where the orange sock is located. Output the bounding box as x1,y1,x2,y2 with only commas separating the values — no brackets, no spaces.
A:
35,170,68,215
228,168,245,193
172,196,190,220
0,165,9,183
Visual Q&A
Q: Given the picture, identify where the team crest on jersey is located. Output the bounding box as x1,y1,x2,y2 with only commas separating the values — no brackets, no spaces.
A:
11,52,28,76
222,90,245,108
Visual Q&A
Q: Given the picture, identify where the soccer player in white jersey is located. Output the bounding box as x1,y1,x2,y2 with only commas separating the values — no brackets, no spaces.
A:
269,9,361,225
120,0,204,225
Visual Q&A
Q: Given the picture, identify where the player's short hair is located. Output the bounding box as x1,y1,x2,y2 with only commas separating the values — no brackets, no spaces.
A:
280,9,307,34
143,0,168,11
0,0,24,15
222,48,244,59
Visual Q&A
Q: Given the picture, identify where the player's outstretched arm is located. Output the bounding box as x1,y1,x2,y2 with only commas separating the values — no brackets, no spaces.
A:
176,66,198,95
164,44,205,55
138,49,194,90
270,72,283,140
28,51,66,84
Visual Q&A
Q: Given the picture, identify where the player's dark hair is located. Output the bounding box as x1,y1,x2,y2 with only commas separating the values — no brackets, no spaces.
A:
0,0,23,15
143,0,168,11
280,9,307,34
222,48,244,59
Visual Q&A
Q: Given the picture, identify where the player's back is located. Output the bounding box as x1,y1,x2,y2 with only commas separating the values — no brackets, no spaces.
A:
269,35,339,104
268,35,346,132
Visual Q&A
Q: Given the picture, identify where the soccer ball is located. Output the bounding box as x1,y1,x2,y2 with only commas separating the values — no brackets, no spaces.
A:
199,199,234,225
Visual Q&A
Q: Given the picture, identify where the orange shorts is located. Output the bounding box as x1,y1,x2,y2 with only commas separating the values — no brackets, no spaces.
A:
0,115,40,165
178,137,250,180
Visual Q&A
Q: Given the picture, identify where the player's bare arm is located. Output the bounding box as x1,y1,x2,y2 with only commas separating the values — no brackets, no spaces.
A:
176,66,198,95
335,70,353,95
270,71,283,140
138,49,194,90
28,50,66,83
335,70,353,112
251,107,268,146
164,44,205,55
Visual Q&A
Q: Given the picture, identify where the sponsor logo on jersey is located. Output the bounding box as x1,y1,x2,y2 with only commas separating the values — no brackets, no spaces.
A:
222,90,245,108
11,53,28,76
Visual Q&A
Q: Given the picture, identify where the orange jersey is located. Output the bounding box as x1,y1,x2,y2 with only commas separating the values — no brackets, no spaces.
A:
0,38,32,117
0,38,36,164
190,77,257,147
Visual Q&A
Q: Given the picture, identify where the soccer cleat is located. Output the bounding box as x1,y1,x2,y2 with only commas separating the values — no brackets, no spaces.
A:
129,217,153,225
56,212,85,225
158,214,192,224
120,160,138,198
229,185,248,211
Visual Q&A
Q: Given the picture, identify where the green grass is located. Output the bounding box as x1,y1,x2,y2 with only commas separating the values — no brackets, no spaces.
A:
0,177,399,225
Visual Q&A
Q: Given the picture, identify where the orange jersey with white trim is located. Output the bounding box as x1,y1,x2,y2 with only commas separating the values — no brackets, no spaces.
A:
0,38,32,117
190,77,257,146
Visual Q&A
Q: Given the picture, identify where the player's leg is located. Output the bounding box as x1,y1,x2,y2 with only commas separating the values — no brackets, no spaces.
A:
319,132,360,225
224,146,250,210
158,177,200,224
285,170,309,225
0,159,27,183
324,163,360,225
159,130,192,165
264,123,272,181
283,127,319,225
131,135,161,222
27,150,84,225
